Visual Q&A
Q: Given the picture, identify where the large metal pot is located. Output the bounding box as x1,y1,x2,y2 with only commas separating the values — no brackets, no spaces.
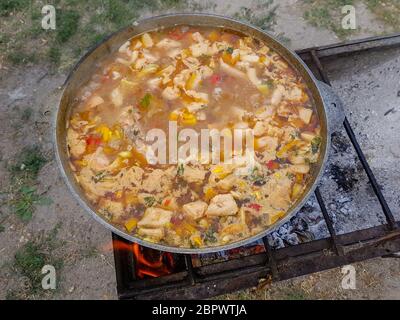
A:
55,13,343,254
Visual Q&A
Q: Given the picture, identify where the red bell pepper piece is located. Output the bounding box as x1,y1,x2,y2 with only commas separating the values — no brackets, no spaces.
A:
247,203,262,211
266,160,279,170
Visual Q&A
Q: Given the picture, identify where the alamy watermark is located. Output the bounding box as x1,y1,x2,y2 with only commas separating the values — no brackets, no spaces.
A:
145,121,256,166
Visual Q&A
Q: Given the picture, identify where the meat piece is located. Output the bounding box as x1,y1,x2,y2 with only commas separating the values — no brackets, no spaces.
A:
67,128,86,158
185,90,209,103
220,59,246,79
156,38,181,49
183,166,206,184
86,148,111,171
182,200,208,220
190,42,209,57
206,194,238,216
256,136,278,152
141,33,153,48
85,95,104,109
216,174,238,191
111,88,123,107
289,164,310,174
162,86,180,100
137,207,173,228
138,227,164,240
271,85,285,106
142,169,173,193
99,199,124,219
246,67,261,86
119,166,144,190
253,121,268,136
298,107,313,124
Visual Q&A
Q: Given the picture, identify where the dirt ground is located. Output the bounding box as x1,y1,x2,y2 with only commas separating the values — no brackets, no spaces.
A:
0,0,399,300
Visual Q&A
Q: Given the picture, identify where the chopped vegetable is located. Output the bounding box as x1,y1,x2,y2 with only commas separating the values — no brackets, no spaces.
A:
125,218,138,232
144,196,156,207
247,203,262,211
266,160,279,170
311,136,322,154
177,163,184,176
139,93,152,110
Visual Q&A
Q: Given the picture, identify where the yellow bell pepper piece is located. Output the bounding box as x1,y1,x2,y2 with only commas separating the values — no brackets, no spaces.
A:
276,140,300,158
204,187,217,202
180,110,197,126
291,183,303,199
257,84,271,95
270,211,286,224
169,110,180,121
125,218,138,232
191,235,203,247
96,125,112,142
185,72,198,90
118,151,132,158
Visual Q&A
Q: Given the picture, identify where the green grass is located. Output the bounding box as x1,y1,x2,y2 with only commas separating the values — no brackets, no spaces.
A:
11,185,52,221
302,0,356,39
10,146,47,180
6,51,36,65
6,146,51,221
364,0,400,29
56,10,80,43
0,0,30,16
9,225,63,298
234,0,278,31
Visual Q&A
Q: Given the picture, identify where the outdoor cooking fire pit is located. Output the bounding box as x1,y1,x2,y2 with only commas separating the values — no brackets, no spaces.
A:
111,34,400,300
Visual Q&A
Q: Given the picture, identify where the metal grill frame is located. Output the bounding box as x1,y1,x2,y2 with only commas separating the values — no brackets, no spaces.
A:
113,33,400,300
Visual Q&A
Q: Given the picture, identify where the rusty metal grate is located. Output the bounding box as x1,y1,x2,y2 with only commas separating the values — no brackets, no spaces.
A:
112,34,400,300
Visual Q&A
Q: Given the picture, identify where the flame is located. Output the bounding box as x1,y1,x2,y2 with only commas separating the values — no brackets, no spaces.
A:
132,243,175,279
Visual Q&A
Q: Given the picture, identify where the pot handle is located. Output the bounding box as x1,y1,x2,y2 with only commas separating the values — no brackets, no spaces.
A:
317,80,345,133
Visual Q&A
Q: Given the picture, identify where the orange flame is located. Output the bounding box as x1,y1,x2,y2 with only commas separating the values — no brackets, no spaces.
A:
132,243,175,278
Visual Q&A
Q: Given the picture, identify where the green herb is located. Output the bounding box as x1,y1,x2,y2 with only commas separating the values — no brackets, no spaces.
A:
311,136,322,154
92,171,107,183
177,163,185,176
144,196,156,207
139,93,152,109
226,47,234,54
263,78,275,89
286,172,295,180
204,229,217,243
248,167,265,185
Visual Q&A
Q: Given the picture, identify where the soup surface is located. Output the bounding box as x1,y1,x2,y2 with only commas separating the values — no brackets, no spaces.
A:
66,26,322,248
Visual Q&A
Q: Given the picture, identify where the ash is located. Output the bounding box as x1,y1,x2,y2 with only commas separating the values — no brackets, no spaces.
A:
268,46,400,249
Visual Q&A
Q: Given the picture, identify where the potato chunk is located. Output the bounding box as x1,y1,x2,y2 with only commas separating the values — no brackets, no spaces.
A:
137,207,173,228
206,194,238,216
182,201,208,220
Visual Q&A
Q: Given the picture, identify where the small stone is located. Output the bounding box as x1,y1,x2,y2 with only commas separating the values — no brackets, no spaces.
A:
68,286,75,293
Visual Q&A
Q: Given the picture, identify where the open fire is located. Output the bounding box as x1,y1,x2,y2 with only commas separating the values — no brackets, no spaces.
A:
132,243,176,278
